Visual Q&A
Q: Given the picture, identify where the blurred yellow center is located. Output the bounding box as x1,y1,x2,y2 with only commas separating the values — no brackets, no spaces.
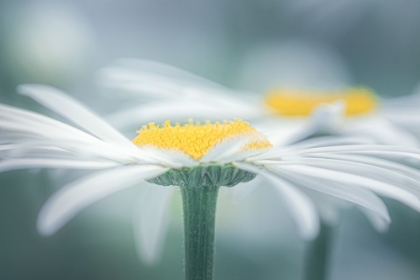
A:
264,88,377,117
132,119,272,160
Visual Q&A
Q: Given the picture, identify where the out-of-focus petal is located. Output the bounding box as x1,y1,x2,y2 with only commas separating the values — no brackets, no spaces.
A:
234,162,320,240
18,84,134,147
278,165,420,212
133,183,174,264
37,165,167,236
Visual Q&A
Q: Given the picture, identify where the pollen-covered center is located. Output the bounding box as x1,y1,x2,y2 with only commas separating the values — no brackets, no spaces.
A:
265,88,377,117
132,119,272,160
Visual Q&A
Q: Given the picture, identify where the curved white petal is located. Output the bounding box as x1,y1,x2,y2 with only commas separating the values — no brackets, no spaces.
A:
116,59,222,86
107,102,265,131
234,162,320,240
293,145,420,161
99,60,261,110
200,135,256,163
135,147,196,168
0,158,118,172
133,183,174,264
254,118,314,147
255,101,345,147
343,116,419,148
101,59,224,94
300,190,344,225
290,136,376,149
220,149,270,164
37,165,167,236
274,168,391,227
250,134,377,161
0,140,145,164
99,69,217,102
0,104,100,143
382,109,420,124
291,157,420,196
318,154,420,183
309,100,345,132
17,84,133,147
278,165,420,212
99,68,187,99
0,145,72,159
228,178,262,204
358,207,390,233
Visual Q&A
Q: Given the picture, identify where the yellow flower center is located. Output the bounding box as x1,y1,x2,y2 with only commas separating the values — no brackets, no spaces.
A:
132,119,272,160
264,88,377,117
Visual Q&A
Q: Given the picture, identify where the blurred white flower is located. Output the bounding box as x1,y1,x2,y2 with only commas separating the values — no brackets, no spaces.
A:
98,59,419,149
2,84,420,264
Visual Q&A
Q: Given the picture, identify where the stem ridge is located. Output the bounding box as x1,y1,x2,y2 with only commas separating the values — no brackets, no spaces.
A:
181,184,219,280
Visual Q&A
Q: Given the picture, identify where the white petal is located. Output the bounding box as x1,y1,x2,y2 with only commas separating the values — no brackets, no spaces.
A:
234,162,320,240
220,149,270,164
135,147,197,168
1,140,139,164
295,145,420,161
107,102,241,130
318,154,420,183
343,116,419,148
200,135,256,163
281,167,391,231
99,68,186,99
383,110,420,124
107,102,265,131
358,207,390,233
274,167,391,226
37,165,167,236
0,145,76,159
309,100,345,132
228,178,262,204
256,100,345,147
292,157,420,196
290,136,376,149
300,190,344,225
252,137,378,162
253,118,314,147
0,104,99,143
98,67,220,104
278,165,420,212
99,60,265,118
117,59,220,85
133,183,174,264
0,158,118,172
381,109,420,140
103,59,223,92
17,84,134,147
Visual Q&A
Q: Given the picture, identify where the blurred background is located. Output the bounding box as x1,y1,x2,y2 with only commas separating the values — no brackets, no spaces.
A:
1,0,420,279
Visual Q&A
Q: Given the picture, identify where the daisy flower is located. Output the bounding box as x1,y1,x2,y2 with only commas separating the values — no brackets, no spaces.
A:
98,59,419,148
3,85,420,280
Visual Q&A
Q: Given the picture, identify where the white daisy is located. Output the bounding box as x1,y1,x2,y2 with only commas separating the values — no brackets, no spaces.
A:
98,59,419,148
3,84,420,276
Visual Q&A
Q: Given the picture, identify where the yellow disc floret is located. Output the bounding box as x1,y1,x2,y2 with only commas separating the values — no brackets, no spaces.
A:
265,87,377,117
132,119,272,160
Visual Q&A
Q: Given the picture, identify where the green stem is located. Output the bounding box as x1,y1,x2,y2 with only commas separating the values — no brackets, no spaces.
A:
303,222,335,280
180,184,220,280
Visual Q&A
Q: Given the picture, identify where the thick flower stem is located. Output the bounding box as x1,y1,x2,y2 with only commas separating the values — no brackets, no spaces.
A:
303,222,335,280
180,184,220,280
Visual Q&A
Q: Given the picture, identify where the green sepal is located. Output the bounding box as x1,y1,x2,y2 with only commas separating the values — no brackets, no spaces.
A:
147,165,256,188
